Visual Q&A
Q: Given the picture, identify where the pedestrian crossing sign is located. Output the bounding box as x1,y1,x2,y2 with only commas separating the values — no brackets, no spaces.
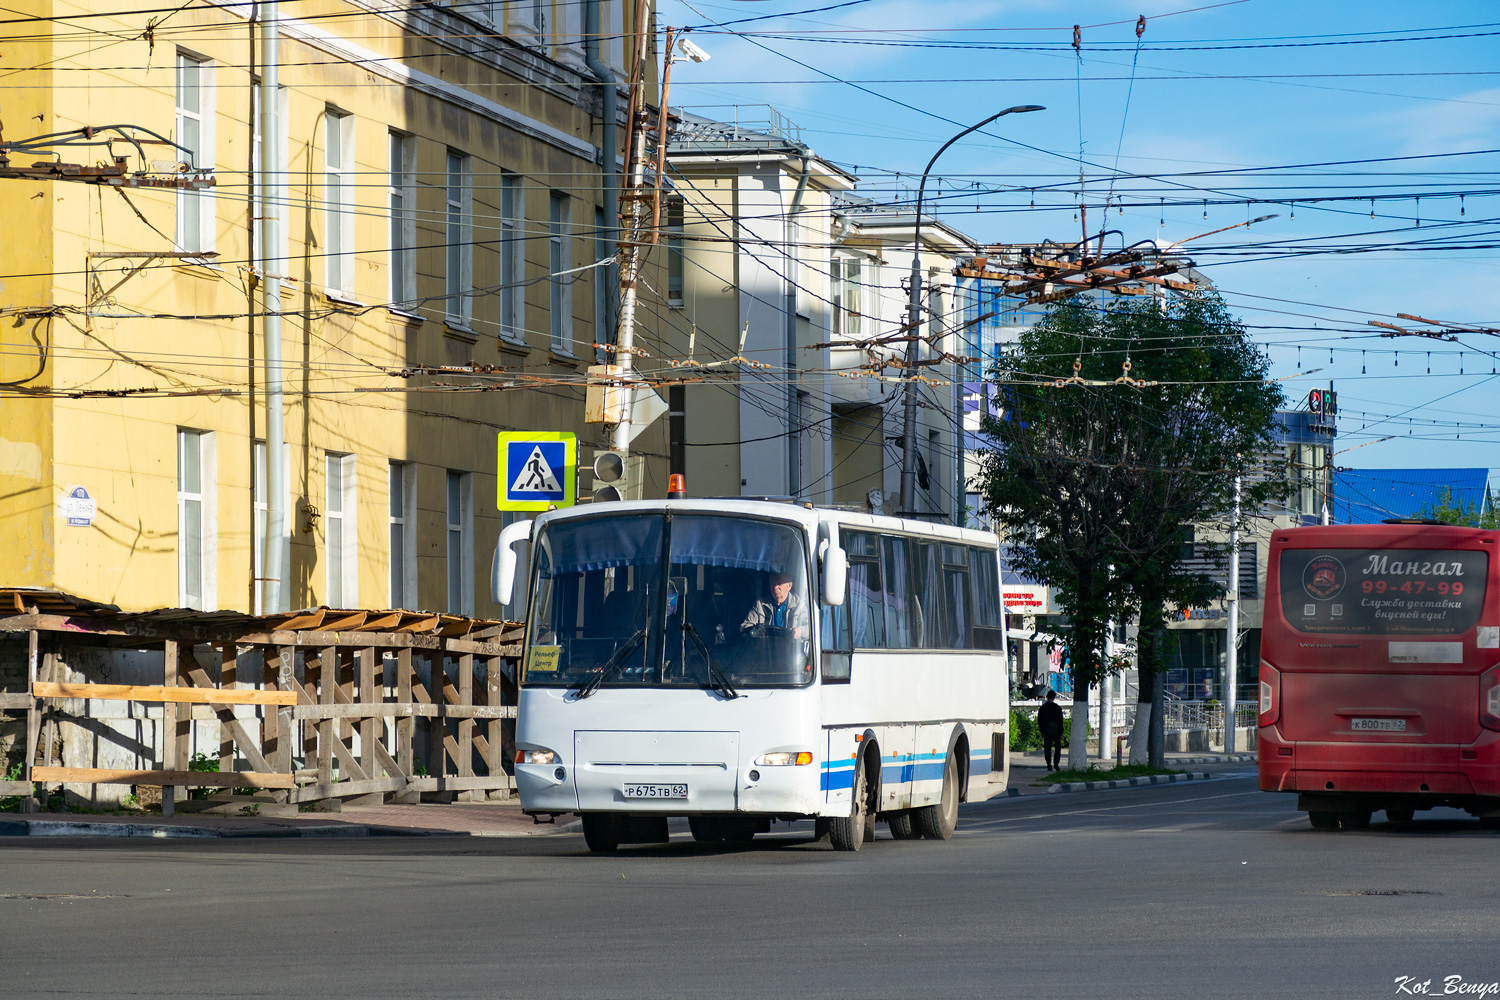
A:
497,432,576,511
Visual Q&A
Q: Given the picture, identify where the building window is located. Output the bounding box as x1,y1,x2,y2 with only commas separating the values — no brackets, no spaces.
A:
446,151,472,327
389,131,415,306
325,453,357,607
175,53,213,254
323,110,355,295
666,198,684,307
388,461,416,608
177,429,215,610
499,172,524,341
549,191,572,353
832,256,863,340
446,470,474,614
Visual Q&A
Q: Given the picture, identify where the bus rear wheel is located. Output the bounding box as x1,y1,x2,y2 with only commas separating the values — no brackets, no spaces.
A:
887,810,920,840
917,753,960,840
582,813,620,853
1308,811,1340,831
1385,807,1415,826
1339,809,1372,831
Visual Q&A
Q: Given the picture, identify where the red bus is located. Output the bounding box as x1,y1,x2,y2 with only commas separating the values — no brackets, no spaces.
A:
1259,521,1500,830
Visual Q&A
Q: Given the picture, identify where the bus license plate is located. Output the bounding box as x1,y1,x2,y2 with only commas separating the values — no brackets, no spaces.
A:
1351,718,1406,732
623,783,688,799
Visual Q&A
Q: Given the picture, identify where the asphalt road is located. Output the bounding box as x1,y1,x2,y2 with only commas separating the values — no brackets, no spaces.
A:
4,773,1500,999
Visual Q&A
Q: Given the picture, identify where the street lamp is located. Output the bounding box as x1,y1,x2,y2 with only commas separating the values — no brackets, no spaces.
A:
898,105,1045,517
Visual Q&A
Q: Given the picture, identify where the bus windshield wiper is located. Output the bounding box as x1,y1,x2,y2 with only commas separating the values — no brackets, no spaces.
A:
683,622,738,700
574,629,647,700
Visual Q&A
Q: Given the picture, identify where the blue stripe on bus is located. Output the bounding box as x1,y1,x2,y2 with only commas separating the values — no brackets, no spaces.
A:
821,745,998,791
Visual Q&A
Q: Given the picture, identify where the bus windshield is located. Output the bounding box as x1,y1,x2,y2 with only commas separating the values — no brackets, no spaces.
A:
524,513,814,689
1278,547,1489,636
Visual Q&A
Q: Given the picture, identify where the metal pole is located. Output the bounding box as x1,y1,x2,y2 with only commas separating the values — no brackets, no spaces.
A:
1100,618,1114,764
899,105,1042,514
261,1,287,614
1225,474,1241,753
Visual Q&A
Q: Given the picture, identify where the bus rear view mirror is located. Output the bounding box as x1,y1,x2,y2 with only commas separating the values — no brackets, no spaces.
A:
820,540,847,607
491,518,534,607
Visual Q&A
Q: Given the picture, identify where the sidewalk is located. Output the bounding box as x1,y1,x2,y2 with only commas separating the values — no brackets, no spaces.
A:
1004,749,1254,797
0,800,581,840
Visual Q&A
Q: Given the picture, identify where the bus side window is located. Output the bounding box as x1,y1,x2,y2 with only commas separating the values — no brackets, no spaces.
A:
969,547,1003,651
883,535,914,649
846,531,885,649
942,544,971,649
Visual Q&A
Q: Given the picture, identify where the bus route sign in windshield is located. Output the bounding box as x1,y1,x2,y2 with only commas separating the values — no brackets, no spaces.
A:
1279,548,1488,636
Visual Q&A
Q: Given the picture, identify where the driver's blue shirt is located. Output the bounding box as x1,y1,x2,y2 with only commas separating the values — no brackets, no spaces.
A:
772,600,787,628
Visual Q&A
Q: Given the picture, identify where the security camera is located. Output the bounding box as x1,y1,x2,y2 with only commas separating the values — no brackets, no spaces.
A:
676,37,711,63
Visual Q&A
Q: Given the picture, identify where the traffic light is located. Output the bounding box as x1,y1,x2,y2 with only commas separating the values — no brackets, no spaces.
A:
590,450,644,502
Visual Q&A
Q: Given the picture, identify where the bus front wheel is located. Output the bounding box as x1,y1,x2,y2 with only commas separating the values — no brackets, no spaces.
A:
917,753,960,840
829,758,873,852
582,813,620,853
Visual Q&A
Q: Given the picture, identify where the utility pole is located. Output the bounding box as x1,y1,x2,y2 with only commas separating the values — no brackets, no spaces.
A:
1225,474,1241,753
608,1,652,457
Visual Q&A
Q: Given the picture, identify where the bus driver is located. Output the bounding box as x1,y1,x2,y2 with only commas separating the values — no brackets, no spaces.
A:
740,571,809,640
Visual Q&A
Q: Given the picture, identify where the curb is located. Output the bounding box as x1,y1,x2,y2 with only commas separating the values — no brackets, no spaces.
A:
1047,771,1212,793
0,817,585,840
0,819,380,839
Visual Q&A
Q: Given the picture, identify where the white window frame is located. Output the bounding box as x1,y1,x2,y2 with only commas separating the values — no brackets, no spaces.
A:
666,197,684,307
177,428,217,610
499,172,525,343
388,460,417,608
446,150,473,328
325,109,355,297
325,452,358,608
251,438,290,615
446,470,474,615
549,190,572,354
388,130,416,307
175,52,215,255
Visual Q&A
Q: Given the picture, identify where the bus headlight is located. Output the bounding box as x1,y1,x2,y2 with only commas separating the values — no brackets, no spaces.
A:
754,752,813,766
1258,664,1279,728
516,748,560,765
1481,665,1500,733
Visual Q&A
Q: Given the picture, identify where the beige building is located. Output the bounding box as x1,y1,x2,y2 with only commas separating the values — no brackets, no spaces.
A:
0,0,668,615
662,108,972,515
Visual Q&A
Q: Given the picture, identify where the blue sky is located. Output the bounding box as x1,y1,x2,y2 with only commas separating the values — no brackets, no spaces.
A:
656,0,1500,473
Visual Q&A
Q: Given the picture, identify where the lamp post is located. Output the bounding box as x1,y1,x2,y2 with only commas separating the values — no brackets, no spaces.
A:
899,105,1044,515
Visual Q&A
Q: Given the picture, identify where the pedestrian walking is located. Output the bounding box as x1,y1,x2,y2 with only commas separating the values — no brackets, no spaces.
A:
1038,690,1065,772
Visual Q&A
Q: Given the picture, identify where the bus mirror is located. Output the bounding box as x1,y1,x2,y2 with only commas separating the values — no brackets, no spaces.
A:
491,518,533,607
821,541,848,607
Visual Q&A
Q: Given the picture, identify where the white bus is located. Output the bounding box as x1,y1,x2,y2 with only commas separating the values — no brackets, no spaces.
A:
491,498,1011,852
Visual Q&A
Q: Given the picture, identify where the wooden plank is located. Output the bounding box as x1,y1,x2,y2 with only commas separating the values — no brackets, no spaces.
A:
443,638,514,657
219,644,236,772
0,780,33,797
238,630,443,649
24,630,41,810
317,647,334,783
162,640,180,817
288,776,406,804
359,646,378,788
457,652,474,780
39,650,58,803
405,776,514,793
396,647,413,777
32,767,295,789
426,653,445,779
288,703,515,720
32,681,297,706
0,692,32,710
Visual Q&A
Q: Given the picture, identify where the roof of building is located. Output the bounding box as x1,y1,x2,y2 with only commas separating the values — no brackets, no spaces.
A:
1331,468,1492,524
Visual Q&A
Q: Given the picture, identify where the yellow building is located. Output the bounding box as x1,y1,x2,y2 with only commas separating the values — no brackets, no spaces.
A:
0,0,668,615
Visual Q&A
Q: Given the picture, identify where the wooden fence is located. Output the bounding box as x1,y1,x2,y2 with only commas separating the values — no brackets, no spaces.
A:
0,592,523,816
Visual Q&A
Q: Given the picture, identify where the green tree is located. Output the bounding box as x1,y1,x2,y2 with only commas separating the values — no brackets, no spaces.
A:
1415,486,1500,529
976,294,1283,768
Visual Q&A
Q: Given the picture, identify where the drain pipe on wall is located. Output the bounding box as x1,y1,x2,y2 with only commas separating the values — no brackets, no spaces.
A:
584,0,618,349
784,155,811,497
260,1,287,614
